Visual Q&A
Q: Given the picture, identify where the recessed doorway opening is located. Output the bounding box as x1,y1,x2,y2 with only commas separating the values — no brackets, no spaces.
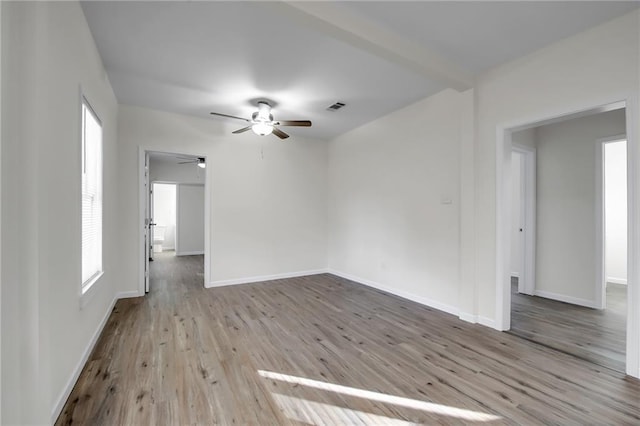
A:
140,149,209,294
497,100,638,376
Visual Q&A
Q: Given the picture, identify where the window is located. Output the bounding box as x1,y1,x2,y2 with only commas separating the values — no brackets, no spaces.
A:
81,98,103,293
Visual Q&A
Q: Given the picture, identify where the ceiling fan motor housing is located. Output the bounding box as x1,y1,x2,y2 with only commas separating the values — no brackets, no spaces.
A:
254,101,273,122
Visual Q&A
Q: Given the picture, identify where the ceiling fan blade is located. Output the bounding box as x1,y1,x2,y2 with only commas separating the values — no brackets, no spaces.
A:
178,161,195,164
210,112,250,122
272,127,289,139
232,125,253,134
274,120,312,127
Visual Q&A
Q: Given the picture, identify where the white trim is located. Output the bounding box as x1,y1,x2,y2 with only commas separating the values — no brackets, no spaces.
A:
51,293,120,424
624,96,640,378
117,291,141,299
595,140,606,309
177,251,204,256
458,312,477,323
457,312,496,329
0,3,3,418
328,269,460,317
608,277,628,285
533,290,598,309
207,269,328,288
138,147,147,296
477,316,496,329
175,182,180,254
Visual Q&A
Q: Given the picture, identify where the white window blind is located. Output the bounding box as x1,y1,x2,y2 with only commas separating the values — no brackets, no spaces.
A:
81,99,103,291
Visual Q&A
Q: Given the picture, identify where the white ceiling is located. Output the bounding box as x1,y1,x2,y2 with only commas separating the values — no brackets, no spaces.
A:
81,1,639,141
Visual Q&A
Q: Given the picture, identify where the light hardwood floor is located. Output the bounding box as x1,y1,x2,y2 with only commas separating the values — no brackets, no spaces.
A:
510,278,626,372
56,254,640,425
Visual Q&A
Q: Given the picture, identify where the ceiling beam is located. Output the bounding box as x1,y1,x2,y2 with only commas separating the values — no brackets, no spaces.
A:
267,1,473,92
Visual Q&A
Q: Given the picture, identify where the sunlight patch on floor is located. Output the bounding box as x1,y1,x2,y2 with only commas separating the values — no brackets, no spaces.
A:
272,393,419,425
258,370,502,422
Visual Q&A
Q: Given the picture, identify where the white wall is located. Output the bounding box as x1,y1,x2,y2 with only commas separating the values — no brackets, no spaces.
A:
605,140,628,284
153,183,176,251
471,10,639,324
150,156,205,185
177,184,205,255
535,109,626,304
328,89,464,314
1,1,119,423
118,105,328,291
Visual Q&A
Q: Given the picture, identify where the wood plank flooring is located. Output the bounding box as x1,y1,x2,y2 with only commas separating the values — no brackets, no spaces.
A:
56,254,640,425
510,278,627,372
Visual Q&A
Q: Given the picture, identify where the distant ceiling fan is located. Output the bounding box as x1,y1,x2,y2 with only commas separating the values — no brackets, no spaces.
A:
178,157,206,168
210,101,312,139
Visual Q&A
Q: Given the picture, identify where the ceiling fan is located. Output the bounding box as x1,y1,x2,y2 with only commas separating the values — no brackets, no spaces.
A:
210,101,312,139
178,157,206,169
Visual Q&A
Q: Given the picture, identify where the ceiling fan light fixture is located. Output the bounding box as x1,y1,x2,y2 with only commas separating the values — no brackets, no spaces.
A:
197,160,206,169
252,122,274,136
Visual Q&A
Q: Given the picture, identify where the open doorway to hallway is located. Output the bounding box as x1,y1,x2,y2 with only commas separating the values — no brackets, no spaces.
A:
506,106,628,373
143,151,207,293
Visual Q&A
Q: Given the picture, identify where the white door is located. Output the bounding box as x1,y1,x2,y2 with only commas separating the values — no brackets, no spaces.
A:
144,152,151,293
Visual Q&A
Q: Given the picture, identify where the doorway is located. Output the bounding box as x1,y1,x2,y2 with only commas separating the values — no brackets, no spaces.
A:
498,102,636,375
141,150,209,293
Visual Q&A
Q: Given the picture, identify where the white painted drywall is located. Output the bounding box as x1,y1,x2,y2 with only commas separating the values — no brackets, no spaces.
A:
605,140,627,284
471,10,639,323
535,109,626,304
512,127,537,149
150,156,205,185
153,183,176,251
328,89,463,314
510,152,523,278
1,1,119,423
117,105,328,290
177,184,205,255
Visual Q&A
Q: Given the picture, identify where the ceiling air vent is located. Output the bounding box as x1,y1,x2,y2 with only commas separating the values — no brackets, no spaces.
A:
326,102,346,112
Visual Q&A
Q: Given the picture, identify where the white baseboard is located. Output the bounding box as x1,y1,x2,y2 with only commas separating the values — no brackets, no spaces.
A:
607,276,628,285
51,293,119,423
477,316,496,329
457,313,497,329
458,312,477,323
328,269,459,317
176,250,204,256
207,269,329,288
117,290,142,299
534,290,597,308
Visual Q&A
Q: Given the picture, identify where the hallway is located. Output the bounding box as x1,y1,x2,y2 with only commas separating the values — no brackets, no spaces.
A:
510,278,626,372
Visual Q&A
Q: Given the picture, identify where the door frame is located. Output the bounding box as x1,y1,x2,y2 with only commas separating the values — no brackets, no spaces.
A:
495,97,639,378
138,148,210,294
511,144,536,296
